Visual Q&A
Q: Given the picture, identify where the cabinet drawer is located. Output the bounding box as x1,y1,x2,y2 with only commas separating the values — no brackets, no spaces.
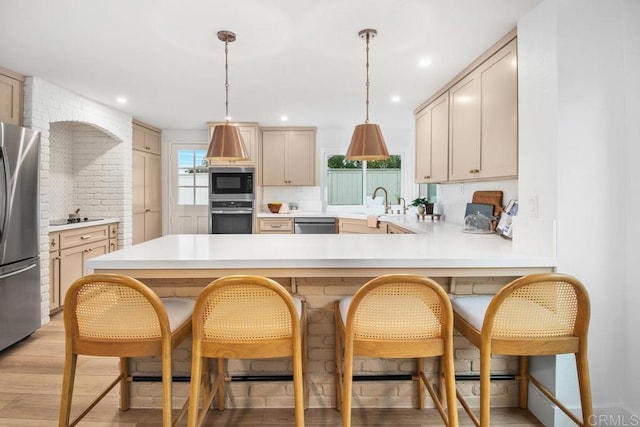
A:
49,233,60,251
258,218,294,233
339,218,386,234
59,225,109,249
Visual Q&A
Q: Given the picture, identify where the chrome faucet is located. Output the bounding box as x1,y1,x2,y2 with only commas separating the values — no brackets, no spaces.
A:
398,197,407,215
372,186,391,214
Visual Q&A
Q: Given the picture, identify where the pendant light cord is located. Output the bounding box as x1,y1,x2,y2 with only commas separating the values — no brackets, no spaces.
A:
365,31,370,124
224,40,230,123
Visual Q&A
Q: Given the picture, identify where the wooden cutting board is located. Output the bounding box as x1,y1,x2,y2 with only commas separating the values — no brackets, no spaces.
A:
472,191,504,217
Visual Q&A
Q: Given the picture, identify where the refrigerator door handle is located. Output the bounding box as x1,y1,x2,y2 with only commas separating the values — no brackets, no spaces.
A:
0,262,37,280
0,146,9,244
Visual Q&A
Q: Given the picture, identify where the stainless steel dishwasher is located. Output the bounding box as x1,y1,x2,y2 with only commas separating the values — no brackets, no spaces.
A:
294,217,336,234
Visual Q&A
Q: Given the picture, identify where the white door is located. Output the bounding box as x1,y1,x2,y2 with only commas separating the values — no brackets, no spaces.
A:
169,144,209,234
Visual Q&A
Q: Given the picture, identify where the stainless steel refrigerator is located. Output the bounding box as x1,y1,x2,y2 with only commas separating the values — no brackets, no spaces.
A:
0,122,41,351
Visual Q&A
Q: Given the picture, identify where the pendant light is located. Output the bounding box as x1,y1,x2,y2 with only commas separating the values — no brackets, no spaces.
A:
206,30,249,162
346,28,390,161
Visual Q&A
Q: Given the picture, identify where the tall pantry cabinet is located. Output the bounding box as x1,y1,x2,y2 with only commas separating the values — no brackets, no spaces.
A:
132,120,162,244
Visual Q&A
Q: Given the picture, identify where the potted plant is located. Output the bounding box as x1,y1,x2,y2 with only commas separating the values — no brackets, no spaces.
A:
410,197,430,215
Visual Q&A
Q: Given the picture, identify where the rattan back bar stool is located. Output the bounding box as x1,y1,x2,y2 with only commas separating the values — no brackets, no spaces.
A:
187,275,306,427
335,274,458,427
58,274,194,427
450,273,592,427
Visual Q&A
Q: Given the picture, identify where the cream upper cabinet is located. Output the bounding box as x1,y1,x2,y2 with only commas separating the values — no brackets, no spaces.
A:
0,69,23,126
448,38,518,181
132,119,162,244
415,92,449,183
132,121,161,155
207,122,260,167
262,127,316,186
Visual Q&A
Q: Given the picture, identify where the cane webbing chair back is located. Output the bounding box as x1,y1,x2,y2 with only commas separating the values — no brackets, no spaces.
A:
452,273,592,427
59,274,193,427
188,275,305,427
336,274,458,427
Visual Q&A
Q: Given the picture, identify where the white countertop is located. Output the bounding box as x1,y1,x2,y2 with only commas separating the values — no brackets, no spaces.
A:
87,222,555,274
49,217,119,232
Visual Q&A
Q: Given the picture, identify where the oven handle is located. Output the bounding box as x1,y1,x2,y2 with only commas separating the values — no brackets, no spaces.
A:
210,210,254,215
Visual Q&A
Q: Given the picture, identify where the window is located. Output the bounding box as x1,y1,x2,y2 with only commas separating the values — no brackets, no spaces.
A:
326,154,402,206
176,149,208,205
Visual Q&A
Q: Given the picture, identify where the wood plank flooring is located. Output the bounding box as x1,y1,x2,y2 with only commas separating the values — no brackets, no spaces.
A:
0,314,543,426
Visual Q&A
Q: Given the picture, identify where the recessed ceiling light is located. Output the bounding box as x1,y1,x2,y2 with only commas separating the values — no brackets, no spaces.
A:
280,115,288,121
418,57,432,68
116,97,127,104
391,96,401,103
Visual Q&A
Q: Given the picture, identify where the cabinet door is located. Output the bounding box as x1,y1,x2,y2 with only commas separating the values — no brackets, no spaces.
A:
49,251,61,311
144,210,162,241
133,123,161,155
478,39,518,179
415,92,449,183
287,131,315,185
82,240,108,275
145,153,162,211
132,212,145,245
449,73,480,181
262,131,287,185
59,245,85,305
0,73,21,126
132,151,145,213
208,125,258,167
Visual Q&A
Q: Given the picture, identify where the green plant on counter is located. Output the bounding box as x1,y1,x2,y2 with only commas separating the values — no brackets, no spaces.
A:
409,197,429,207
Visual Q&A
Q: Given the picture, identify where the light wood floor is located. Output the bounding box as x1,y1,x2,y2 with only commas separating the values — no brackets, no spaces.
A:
0,313,543,426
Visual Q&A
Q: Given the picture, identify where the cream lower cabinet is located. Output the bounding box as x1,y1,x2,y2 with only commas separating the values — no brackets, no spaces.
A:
415,92,449,183
49,224,114,313
133,149,161,244
338,218,387,234
258,218,294,234
448,38,518,181
387,223,414,234
262,128,316,186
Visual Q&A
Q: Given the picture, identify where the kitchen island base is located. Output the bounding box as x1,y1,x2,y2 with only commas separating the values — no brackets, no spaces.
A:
121,275,522,410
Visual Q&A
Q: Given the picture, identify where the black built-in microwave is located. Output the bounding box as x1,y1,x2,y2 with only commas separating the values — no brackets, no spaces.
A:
209,167,254,199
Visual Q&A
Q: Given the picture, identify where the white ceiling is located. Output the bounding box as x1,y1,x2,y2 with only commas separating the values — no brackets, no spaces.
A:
0,0,540,131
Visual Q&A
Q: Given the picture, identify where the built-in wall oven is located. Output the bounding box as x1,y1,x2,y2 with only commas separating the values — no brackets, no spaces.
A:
209,167,255,234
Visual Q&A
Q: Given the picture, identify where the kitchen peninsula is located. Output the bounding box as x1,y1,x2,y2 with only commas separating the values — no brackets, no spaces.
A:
86,223,556,409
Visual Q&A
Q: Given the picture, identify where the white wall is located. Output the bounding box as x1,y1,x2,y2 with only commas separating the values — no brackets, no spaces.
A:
518,0,640,421
622,0,640,414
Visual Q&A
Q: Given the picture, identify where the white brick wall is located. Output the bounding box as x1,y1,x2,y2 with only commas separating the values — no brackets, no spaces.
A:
22,77,133,325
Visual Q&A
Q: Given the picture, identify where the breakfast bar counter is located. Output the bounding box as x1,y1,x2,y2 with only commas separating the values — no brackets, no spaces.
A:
87,222,555,278
85,227,556,410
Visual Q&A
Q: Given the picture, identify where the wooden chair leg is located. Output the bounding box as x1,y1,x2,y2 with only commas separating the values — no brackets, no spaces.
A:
417,357,425,409
119,357,130,411
301,303,308,410
188,351,203,426
576,350,593,426
519,356,529,409
443,348,459,427
58,350,77,427
217,358,226,411
342,337,354,427
479,346,492,427
161,343,172,427
334,303,344,412
439,356,446,411
293,340,305,427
